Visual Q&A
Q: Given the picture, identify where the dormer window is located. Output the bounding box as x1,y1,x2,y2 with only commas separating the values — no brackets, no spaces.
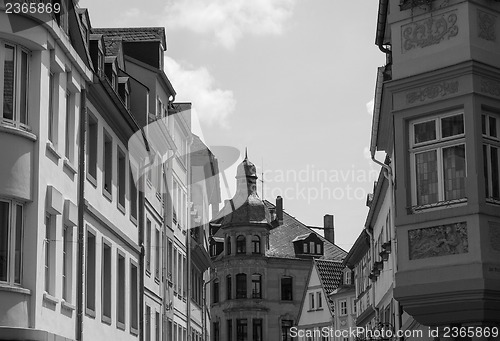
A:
293,233,324,256
54,0,68,34
303,243,309,254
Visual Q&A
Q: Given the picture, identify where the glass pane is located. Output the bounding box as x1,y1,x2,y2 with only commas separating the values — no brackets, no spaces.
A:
20,51,28,124
484,145,490,198
3,45,15,120
0,202,9,281
482,115,487,135
442,114,464,138
490,116,498,138
443,145,466,200
414,120,436,144
15,204,22,283
491,146,499,199
415,150,439,205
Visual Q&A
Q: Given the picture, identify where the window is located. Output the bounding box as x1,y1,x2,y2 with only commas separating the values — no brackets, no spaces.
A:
87,113,98,181
236,319,247,341
146,219,151,274
281,277,293,301
64,90,75,161
339,300,348,316
317,292,322,309
281,320,293,341
251,274,262,299
410,113,466,208
213,322,220,341
344,271,352,285
315,243,322,254
44,213,56,294
130,166,138,220
227,320,233,341
0,201,23,284
86,230,96,314
117,252,125,328
117,148,126,210
1,42,29,129
155,229,160,280
236,273,247,299
167,239,173,280
309,292,315,310
155,311,160,341
48,72,58,144
103,131,113,196
182,256,187,297
178,252,182,294
226,275,232,300
352,298,357,315
145,305,151,341
54,0,68,33
253,319,262,341
130,262,139,332
102,241,112,322
252,235,260,254
303,242,308,253
62,225,73,301
482,112,500,201
213,279,220,303
226,236,231,255
236,235,246,254
173,248,178,291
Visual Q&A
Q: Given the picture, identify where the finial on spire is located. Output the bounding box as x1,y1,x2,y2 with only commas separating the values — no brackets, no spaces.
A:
245,147,248,160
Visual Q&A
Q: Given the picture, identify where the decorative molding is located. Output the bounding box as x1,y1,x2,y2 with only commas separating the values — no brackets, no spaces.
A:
406,80,458,103
478,10,496,42
408,222,468,260
489,221,500,252
481,79,500,97
402,11,458,52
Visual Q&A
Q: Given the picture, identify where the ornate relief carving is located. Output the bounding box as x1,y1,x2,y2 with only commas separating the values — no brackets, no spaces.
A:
408,222,468,260
406,81,458,103
478,10,496,42
402,11,458,52
481,79,500,97
489,222,500,252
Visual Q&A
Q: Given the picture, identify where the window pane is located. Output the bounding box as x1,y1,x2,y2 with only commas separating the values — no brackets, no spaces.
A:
15,204,22,284
414,120,436,144
484,145,490,198
20,51,28,124
415,150,439,205
443,145,466,200
441,114,464,138
491,146,499,199
482,115,487,135
0,202,9,281
490,116,498,138
3,46,15,120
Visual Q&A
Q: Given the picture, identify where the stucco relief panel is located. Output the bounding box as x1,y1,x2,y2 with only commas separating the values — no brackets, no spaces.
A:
401,11,458,53
480,78,500,98
478,9,496,42
489,221,500,252
408,222,468,260
406,80,459,104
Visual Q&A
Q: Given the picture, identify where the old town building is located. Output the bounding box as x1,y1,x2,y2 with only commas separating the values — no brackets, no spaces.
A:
209,156,346,341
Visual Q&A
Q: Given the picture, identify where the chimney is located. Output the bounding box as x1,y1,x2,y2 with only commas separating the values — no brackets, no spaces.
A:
324,214,335,244
276,196,283,224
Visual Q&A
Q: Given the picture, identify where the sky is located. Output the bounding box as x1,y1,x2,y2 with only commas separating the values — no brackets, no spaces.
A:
79,0,386,251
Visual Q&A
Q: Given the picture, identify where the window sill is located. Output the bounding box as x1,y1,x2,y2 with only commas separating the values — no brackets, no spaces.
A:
103,188,112,202
0,283,31,295
409,198,467,214
0,123,37,141
486,198,500,205
130,215,138,226
63,158,78,175
43,292,60,305
46,141,62,160
87,174,97,188
154,277,160,285
146,269,151,277
117,202,126,214
61,300,76,311
102,315,112,325
85,307,96,318
130,327,139,336
117,321,125,331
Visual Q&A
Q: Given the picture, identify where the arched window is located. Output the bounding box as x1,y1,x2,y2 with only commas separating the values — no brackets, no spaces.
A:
212,279,219,303
236,235,246,254
236,273,247,299
226,275,232,300
251,274,262,298
252,235,260,254
226,236,231,255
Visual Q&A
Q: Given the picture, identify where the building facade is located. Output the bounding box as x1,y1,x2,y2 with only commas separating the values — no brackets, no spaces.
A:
209,156,346,341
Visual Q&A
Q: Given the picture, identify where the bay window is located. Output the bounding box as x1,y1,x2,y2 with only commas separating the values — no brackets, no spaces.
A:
410,112,466,209
482,112,500,202
0,200,23,285
0,42,29,129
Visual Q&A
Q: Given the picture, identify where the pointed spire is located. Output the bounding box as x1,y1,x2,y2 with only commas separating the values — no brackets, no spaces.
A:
245,147,248,160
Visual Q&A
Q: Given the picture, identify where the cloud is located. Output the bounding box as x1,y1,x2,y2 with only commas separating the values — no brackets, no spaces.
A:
163,0,297,49
164,56,236,128
366,99,374,116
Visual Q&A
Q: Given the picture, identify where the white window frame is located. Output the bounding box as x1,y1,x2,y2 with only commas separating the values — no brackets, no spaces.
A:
409,111,467,209
482,112,500,202
0,199,23,285
339,300,348,316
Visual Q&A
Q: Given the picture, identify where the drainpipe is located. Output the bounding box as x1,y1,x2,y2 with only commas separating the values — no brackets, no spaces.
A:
186,132,193,341
203,276,216,341
76,88,87,341
139,174,145,341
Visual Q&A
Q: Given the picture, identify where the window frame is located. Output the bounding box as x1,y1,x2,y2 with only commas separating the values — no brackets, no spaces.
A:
236,273,247,299
409,111,467,210
0,200,23,285
251,273,262,299
482,112,500,202
281,276,293,301
252,235,260,254
236,235,246,254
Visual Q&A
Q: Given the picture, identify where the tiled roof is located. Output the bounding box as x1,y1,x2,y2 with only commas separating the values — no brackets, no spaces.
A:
264,201,347,261
315,259,344,311
92,27,166,49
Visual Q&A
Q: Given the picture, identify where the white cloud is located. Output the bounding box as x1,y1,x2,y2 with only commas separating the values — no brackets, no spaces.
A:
164,56,236,128
163,0,297,49
366,99,374,116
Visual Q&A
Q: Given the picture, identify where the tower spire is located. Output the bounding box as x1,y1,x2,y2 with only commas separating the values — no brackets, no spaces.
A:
245,147,248,160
